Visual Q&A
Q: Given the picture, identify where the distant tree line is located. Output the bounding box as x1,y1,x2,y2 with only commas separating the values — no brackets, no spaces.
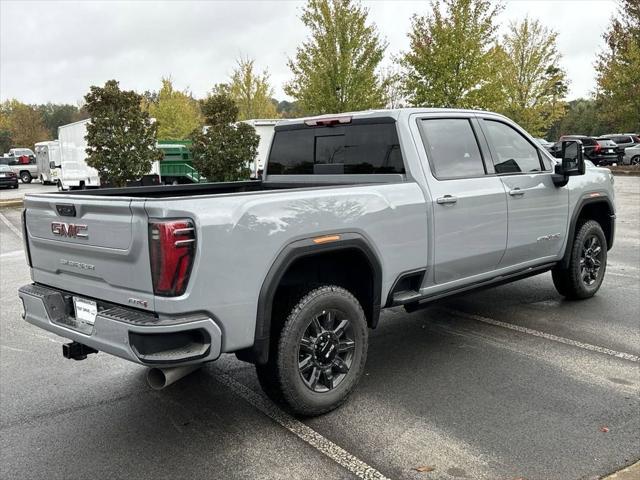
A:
1,0,637,158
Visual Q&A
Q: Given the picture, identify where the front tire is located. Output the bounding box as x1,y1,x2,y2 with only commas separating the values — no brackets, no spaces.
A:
552,220,607,299
631,155,640,166
256,285,368,416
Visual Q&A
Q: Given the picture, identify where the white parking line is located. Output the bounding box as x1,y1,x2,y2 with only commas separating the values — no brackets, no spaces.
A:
443,308,640,363
0,211,22,239
213,369,390,480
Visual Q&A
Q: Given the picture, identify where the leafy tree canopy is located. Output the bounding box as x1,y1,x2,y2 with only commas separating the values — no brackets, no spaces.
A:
147,78,202,140
228,58,278,120
191,91,259,182
285,0,387,115
494,17,568,137
36,103,88,138
200,85,239,126
595,0,640,132
546,98,610,139
84,80,161,187
399,0,504,109
0,99,49,150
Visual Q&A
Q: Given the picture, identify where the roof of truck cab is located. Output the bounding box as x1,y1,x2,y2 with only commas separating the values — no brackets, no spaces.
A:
274,108,502,128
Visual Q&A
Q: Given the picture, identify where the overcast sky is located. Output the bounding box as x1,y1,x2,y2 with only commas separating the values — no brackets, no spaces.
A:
1,0,617,106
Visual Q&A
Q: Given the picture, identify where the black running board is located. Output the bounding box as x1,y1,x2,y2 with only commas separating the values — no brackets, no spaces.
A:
400,263,556,312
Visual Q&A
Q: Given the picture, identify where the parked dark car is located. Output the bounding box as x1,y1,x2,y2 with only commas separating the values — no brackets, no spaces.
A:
551,135,618,166
0,164,19,189
599,134,640,162
595,138,623,164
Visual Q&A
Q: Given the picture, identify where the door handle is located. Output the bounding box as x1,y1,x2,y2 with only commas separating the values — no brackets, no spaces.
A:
509,188,525,197
436,195,458,205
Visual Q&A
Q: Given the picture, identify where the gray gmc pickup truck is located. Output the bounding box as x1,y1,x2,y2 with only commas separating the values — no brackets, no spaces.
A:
19,108,615,416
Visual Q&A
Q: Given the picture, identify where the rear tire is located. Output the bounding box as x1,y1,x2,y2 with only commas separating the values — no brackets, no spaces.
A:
20,171,32,184
552,220,607,299
255,285,368,416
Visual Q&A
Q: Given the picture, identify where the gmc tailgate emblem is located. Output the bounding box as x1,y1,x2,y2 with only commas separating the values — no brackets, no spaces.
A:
51,222,88,239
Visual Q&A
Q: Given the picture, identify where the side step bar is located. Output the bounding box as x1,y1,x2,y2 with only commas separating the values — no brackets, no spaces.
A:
400,263,556,311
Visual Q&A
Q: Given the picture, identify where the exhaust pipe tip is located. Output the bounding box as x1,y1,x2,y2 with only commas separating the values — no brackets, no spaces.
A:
146,364,201,390
147,368,168,390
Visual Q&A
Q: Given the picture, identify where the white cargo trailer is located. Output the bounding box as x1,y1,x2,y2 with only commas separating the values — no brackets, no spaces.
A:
58,119,100,190
242,119,278,178
34,140,61,184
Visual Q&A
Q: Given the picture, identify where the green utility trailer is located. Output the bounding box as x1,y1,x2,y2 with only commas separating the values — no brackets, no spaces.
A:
157,140,206,184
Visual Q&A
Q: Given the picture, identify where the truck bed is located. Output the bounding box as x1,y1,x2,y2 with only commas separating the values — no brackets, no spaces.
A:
53,180,340,198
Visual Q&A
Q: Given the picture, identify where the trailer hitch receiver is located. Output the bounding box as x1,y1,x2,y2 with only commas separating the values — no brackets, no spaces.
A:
62,341,98,361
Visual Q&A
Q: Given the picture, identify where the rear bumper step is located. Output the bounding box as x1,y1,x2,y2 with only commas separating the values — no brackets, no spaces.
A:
18,283,222,367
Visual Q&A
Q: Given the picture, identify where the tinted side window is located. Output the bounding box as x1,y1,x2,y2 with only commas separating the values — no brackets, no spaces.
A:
484,120,543,173
268,123,404,175
420,118,485,179
613,136,630,144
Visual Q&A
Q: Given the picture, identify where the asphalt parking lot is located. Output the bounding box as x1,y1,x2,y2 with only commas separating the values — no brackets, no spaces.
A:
0,177,638,480
0,180,57,201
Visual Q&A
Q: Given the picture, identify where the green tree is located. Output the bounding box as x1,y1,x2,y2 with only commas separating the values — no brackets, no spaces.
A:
200,85,239,126
84,80,161,187
1,100,49,148
275,99,299,118
399,0,503,109
36,103,84,138
148,78,202,140
547,98,609,139
0,105,13,153
191,91,259,182
228,58,278,120
494,17,568,136
595,0,640,132
285,0,387,114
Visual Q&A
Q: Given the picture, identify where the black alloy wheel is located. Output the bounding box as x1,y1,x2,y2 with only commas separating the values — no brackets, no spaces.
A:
580,235,603,286
298,309,355,393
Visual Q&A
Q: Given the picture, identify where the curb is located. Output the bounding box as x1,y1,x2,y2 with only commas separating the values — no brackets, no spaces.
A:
0,199,23,208
603,460,640,479
610,170,640,177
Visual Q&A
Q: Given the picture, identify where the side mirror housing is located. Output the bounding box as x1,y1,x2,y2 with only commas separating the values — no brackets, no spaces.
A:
553,140,585,186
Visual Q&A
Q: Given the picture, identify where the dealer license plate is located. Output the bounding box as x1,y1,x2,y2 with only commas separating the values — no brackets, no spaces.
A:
73,297,97,326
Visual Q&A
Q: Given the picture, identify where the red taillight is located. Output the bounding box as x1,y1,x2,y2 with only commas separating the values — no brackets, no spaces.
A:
149,219,196,296
594,143,602,153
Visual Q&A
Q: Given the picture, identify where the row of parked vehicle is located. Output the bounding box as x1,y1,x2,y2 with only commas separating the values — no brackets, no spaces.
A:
536,133,640,166
1,118,278,190
0,148,38,186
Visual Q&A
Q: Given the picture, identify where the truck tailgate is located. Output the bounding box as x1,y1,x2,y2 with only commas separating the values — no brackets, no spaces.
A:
24,195,155,311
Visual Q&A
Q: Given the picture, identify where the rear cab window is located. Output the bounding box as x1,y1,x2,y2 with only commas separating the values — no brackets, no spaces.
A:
419,118,487,179
267,119,404,175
